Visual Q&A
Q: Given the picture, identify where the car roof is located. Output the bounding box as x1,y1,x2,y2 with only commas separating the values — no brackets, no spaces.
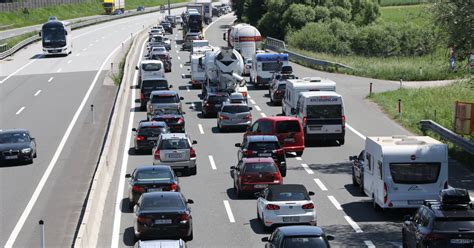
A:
277,226,325,236
137,239,185,248
150,90,176,95
267,184,308,193
246,135,279,142
222,102,248,107
139,121,167,128
142,191,182,200
242,157,275,163
208,92,229,97
426,205,474,218
161,133,188,139
142,76,166,80
257,116,300,122
0,129,29,134
135,165,172,172
141,60,163,64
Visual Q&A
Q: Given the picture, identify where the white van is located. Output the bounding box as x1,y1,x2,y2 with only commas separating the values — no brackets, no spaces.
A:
251,53,289,87
291,91,345,145
363,136,448,209
282,78,336,116
136,60,165,82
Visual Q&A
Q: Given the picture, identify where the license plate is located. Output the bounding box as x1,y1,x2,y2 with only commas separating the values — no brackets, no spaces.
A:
408,200,423,205
254,184,268,189
283,217,300,222
450,239,474,244
147,188,162,192
147,137,159,141
284,138,295,142
154,219,172,224
309,126,322,131
258,153,272,157
168,153,182,158
5,155,18,160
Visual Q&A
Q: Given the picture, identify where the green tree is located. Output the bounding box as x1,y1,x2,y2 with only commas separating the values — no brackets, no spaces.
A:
243,0,267,26
351,0,379,25
282,3,316,31
231,0,245,20
329,6,352,22
314,6,331,22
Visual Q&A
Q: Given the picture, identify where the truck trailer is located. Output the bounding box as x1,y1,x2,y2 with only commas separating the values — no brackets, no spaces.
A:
103,0,125,15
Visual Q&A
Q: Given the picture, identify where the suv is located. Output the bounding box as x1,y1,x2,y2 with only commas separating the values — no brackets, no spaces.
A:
349,150,365,193
402,188,474,248
201,92,229,118
235,135,287,177
245,117,305,156
152,133,198,175
149,108,186,133
183,32,202,51
132,121,169,153
136,60,165,84
139,77,171,111
217,102,252,132
147,90,183,117
262,226,334,248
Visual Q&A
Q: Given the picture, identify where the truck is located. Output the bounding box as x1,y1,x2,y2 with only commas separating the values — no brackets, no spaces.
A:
195,0,212,24
251,52,289,87
182,7,203,38
224,24,262,61
102,0,125,15
190,40,214,88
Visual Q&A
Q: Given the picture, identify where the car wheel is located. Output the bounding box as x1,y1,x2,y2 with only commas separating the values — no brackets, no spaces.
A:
402,229,408,248
184,231,193,241
360,180,365,195
257,207,261,221
33,151,37,158
189,166,197,175
295,151,303,157
236,186,242,198
338,138,345,145
352,168,358,186
280,169,287,177
134,147,140,155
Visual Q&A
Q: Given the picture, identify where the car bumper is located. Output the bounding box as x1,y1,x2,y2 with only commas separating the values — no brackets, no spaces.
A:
153,159,196,169
218,120,251,128
282,145,305,153
262,212,316,227
304,130,345,141
168,125,185,133
136,223,191,239
240,183,280,193
0,152,33,162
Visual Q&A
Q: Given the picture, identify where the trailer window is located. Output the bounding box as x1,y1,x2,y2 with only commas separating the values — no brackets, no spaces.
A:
389,163,441,184
262,62,281,72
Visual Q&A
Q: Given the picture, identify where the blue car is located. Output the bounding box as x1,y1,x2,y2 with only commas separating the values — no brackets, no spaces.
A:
262,226,334,248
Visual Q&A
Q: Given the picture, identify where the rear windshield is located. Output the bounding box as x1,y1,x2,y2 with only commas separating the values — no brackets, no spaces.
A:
142,63,161,71
306,105,342,119
136,169,172,180
275,120,301,133
142,80,168,89
141,195,185,211
248,141,280,150
153,108,181,115
243,162,276,173
268,191,309,201
433,218,474,231
262,62,281,71
282,74,295,80
208,95,229,103
138,126,166,135
151,95,179,104
278,84,286,90
160,138,190,150
221,105,250,113
282,237,328,248
389,163,441,184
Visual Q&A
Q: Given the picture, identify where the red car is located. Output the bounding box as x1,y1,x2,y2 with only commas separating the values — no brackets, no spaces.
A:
245,117,305,156
230,157,283,198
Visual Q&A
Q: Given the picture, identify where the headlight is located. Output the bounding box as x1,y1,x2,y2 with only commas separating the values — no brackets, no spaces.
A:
21,148,32,153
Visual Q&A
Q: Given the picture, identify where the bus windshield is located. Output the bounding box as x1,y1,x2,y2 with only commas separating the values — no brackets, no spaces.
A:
42,27,66,48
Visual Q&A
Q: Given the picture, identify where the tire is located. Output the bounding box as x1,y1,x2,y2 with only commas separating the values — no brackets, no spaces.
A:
372,196,381,211
338,138,345,145
189,166,197,175
33,151,37,158
352,168,358,186
280,169,287,177
402,229,408,248
236,186,242,199
257,207,261,221
184,231,193,241
359,180,365,195
128,199,135,211
295,151,303,157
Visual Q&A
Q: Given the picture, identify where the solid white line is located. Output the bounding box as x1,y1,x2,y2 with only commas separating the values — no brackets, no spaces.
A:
314,179,328,191
15,107,25,115
178,56,181,60
254,105,261,111
57,68,62,73
364,240,376,248
67,60,72,64
180,64,183,68
34,90,41,96
344,216,363,233
186,86,190,92
48,77,54,83
208,155,217,170
0,59,37,84
328,195,342,210
346,123,366,140
249,99,256,104
223,200,236,223
301,163,314,174
76,53,81,57
111,36,147,248
295,157,302,161
260,112,266,117
198,124,204,134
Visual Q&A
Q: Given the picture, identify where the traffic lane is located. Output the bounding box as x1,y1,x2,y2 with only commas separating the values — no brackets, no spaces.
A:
203,13,235,48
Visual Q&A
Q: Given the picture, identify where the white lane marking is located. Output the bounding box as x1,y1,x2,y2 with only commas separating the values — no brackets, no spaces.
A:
89,43,93,47
249,99,256,104
344,216,363,233
57,68,62,73
301,163,313,175
254,105,261,111
198,124,204,134
296,157,302,161
364,240,376,248
76,53,81,56
0,59,38,84
186,86,190,92
15,107,25,115
346,123,366,140
178,56,181,60
208,155,217,170
247,94,251,99
67,60,72,64
223,200,236,223
48,77,54,83
95,39,99,42
34,90,41,96
260,112,266,117
101,36,106,39
180,64,183,68
328,195,342,210
82,48,87,51
314,179,328,191
111,37,147,248
174,45,178,48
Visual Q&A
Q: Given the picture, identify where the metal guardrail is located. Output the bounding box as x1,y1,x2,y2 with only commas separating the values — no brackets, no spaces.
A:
419,119,474,155
0,2,188,60
264,36,353,70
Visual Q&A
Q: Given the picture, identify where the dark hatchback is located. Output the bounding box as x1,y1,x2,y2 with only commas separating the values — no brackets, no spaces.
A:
201,93,229,118
132,121,169,153
262,226,334,248
134,192,193,241
126,165,179,209
0,129,37,164
402,188,474,248
160,21,173,34
235,135,287,177
149,108,186,133
140,77,171,111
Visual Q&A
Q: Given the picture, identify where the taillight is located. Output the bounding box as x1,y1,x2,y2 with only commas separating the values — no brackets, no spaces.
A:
383,183,388,204
154,149,161,160
170,183,178,191
273,173,282,183
132,185,145,193
302,203,314,209
190,148,196,158
266,204,280,210
426,233,446,241
243,150,255,156
244,114,251,120
137,215,152,224
219,115,229,120
140,93,144,100
136,135,145,141
179,213,190,223
275,149,284,156
342,115,346,129
241,91,247,97
444,180,449,189
302,117,307,125
177,118,184,124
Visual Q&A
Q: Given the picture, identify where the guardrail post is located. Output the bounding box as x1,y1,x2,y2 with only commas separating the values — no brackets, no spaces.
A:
398,99,402,116
419,67,423,76
399,78,403,89
39,220,45,248
91,104,95,124
369,82,373,96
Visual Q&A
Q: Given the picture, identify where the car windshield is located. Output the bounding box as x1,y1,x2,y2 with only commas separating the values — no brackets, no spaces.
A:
136,169,173,181
160,139,189,150
153,47,166,52
389,163,441,184
268,191,309,201
0,133,30,144
221,105,250,113
282,237,328,248
151,95,178,104
141,195,185,211
243,162,276,173
433,218,474,231
142,63,161,71
275,120,301,133
208,95,229,103
138,126,166,136
142,80,168,89
247,141,279,150
306,105,342,119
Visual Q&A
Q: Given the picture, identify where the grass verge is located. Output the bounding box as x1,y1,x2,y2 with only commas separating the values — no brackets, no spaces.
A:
379,0,428,6
0,31,37,52
379,4,428,26
369,78,474,166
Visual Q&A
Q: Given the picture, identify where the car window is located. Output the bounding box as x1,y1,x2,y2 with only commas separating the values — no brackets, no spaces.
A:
433,218,474,231
142,63,161,71
208,95,229,103
251,122,259,132
153,108,181,115
142,80,168,89
277,84,286,90
0,132,30,143
267,191,309,201
221,105,250,113
257,120,273,134
151,95,179,104
358,150,365,161
136,170,172,180
141,195,185,211
271,230,283,246
138,126,166,136
247,141,279,150
243,162,276,173
275,120,301,133
160,139,190,150
282,237,328,248
389,163,441,184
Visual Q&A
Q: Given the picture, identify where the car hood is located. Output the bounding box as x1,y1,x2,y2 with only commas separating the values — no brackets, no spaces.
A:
0,143,30,151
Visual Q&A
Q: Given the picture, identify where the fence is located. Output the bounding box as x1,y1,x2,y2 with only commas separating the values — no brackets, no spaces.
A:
0,0,91,12
419,120,474,155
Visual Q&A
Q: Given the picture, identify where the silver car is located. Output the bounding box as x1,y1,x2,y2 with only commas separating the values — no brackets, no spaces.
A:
152,133,197,175
135,239,187,248
146,90,183,117
217,103,252,132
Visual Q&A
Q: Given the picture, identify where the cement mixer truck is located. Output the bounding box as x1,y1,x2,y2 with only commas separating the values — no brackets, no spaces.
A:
224,23,262,61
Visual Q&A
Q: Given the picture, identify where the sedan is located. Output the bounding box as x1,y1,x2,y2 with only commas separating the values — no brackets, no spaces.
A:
0,129,37,164
262,226,334,248
256,184,316,230
134,192,193,241
217,103,252,132
149,108,186,133
126,165,179,209
132,121,169,153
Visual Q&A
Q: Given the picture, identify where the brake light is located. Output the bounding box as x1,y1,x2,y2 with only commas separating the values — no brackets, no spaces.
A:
266,204,280,210
426,233,446,241
384,183,388,204
273,173,282,183
132,185,145,193
179,213,190,223
342,115,346,129
302,117,307,125
190,148,196,158
244,114,252,120
241,91,247,97
219,115,229,120
137,215,152,224
243,150,255,156
177,118,184,124
302,203,314,209
275,149,284,156
444,180,449,189
154,149,161,160
170,183,178,191
140,93,144,100
136,135,145,141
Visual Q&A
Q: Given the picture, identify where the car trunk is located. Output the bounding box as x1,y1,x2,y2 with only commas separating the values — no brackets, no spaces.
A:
243,172,277,184
273,200,311,215
136,181,174,192
160,148,190,162
140,210,186,225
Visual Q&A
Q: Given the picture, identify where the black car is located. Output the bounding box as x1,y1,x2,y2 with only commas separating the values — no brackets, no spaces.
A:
212,7,221,17
349,150,365,193
126,165,179,209
134,192,193,241
235,135,287,177
262,226,334,248
160,21,173,34
149,108,186,133
0,129,37,164
402,188,474,248
201,92,229,118
140,77,170,111
132,121,169,153
137,6,145,11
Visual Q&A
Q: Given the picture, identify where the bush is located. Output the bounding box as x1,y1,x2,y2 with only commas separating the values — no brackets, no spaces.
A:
282,4,316,32
329,6,352,22
313,6,331,22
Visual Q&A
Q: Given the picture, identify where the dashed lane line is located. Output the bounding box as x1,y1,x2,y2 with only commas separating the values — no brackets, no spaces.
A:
301,163,314,175
208,155,217,170
254,105,261,111
67,60,72,64
180,64,183,68
249,99,256,104
260,113,267,117
344,216,363,233
34,90,41,96
57,68,62,73
198,124,204,134
327,196,342,210
76,53,81,57
178,56,181,60
314,179,328,191
223,200,236,223
15,107,25,115
295,157,302,161
364,241,376,248
48,77,54,83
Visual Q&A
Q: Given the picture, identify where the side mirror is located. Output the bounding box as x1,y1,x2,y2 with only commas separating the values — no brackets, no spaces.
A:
230,166,236,170
180,97,184,100
308,191,315,196
30,137,36,141
64,31,68,35
169,85,173,88
403,215,412,222
38,32,41,37
326,235,335,241
135,66,139,70
248,107,253,110
234,143,241,147
192,140,197,145
132,128,137,132
187,199,194,204
125,173,131,178
349,156,357,161
261,237,269,242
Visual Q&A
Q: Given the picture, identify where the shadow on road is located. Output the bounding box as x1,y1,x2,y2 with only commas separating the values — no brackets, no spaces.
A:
308,162,352,175
128,147,151,156
248,218,270,235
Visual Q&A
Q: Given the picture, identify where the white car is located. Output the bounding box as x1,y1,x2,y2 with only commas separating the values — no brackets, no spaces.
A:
148,46,168,59
152,133,197,175
135,239,187,248
257,184,317,230
136,60,165,82
149,28,163,38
